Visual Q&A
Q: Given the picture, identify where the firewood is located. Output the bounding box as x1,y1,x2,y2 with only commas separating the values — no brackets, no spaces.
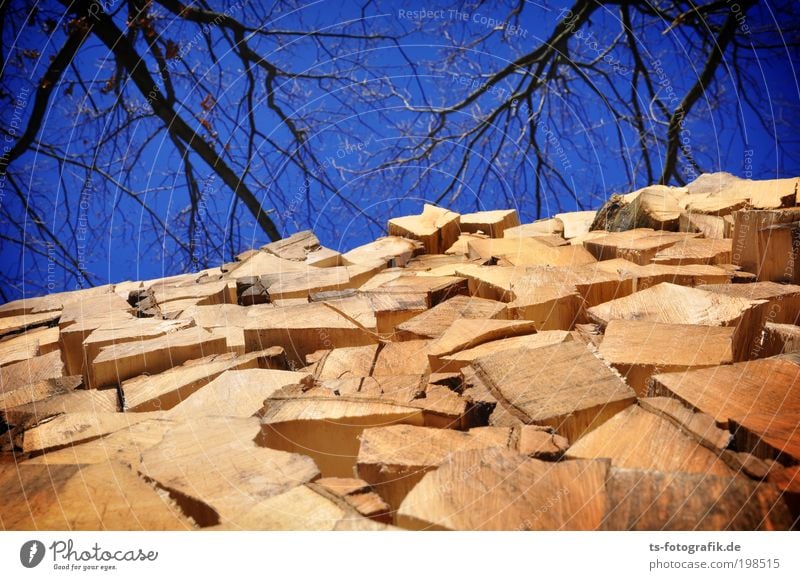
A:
444,232,489,255
427,319,538,372
651,237,733,265
3,387,119,428
587,282,768,362
167,368,311,419
602,467,793,530
503,217,564,237
357,424,513,512
23,417,177,469
121,349,283,412
584,229,701,265
315,477,392,523
731,207,800,282
0,461,194,530
138,417,319,527
0,310,60,338
591,185,685,231
469,342,636,442
244,301,379,367
0,376,82,416
373,340,431,376
698,281,800,325
637,396,732,451
761,322,800,356
598,319,735,394
649,353,800,464
397,447,610,530
388,204,461,254
590,259,731,290
438,330,572,372
567,404,736,476
308,345,379,378
684,172,798,213
366,292,428,336
467,237,596,267
0,350,64,392
554,210,597,239
343,236,423,268
262,229,321,260
369,274,469,307
458,209,520,237
679,211,728,239
0,326,59,367
395,295,507,340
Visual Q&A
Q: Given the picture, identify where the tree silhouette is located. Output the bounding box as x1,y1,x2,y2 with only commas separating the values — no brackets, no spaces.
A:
0,0,797,300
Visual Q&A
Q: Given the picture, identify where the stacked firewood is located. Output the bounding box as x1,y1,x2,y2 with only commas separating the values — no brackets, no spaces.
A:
1,172,798,530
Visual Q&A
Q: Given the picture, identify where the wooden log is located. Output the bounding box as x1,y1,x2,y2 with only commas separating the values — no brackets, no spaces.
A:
316,294,378,331
357,424,513,512
244,301,379,368
262,229,321,260
366,293,428,336
121,349,283,412
684,172,798,213
138,417,319,527
583,229,701,265
467,237,596,267
0,376,82,418
3,387,119,428
651,237,733,265
314,477,392,523
507,280,584,330
697,281,800,325
590,185,685,232
21,411,165,454
0,326,59,367
439,330,572,372
554,210,597,239
459,209,520,237
0,310,60,338
388,204,461,254
369,275,469,307
521,265,634,308
394,295,507,340
649,353,800,464
0,461,194,530
602,467,794,530
679,211,728,239
167,368,311,419
0,350,64,393
761,322,800,356
343,236,423,268
260,396,425,478
731,207,800,282
308,345,379,379
444,232,489,255
503,218,564,238
590,259,732,291
469,342,636,442
373,340,431,376
397,447,610,530
22,417,177,470
427,319,537,371
637,396,732,452
90,326,227,388
598,320,735,394
567,404,736,476
586,282,768,362
226,251,308,279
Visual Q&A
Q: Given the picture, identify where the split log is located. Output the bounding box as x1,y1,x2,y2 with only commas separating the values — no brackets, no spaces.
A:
388,204,461,254
467,237,596,267
469,342,636,442
649,353,800,464
590,185,685,232
308,345,379,379
507,280,584,330
0,350,64,392
459,209,520,237
602,467,794,530
262,229,321,260
731,208,800,282
369,274,469,307
315,477,392,523
521,265,634,307
583,229,701,265
167,369,311,419
445,232,489,255
244,301,379,367
0,461,194,530
684,172,798,213
3,387,119,429
394,295,507,340
651,237,733,265
366,293,428,336
397,447,610,530
587,282,768,362
0,310,60,338
90,326,227,388
260,396,425,478
554,210,597,239
439,330,572,372
638,396,732,451
567,404,736,476
427,318,537,372
343,236,423,268
357,424,513,512
121,349,284,412
0,326,60,367
0,376,82,417
22,417,177,470
598,320,735,394
679,212,728,239
138,417,319,527
761,322,800,356
590,259,731,291
373,340,431,376
503,218,564,237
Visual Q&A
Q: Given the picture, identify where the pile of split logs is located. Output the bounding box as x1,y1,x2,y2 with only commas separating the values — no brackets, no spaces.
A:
1,172,798,531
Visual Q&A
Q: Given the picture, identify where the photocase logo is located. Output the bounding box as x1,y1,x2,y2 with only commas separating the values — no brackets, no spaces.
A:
20,540,46,568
